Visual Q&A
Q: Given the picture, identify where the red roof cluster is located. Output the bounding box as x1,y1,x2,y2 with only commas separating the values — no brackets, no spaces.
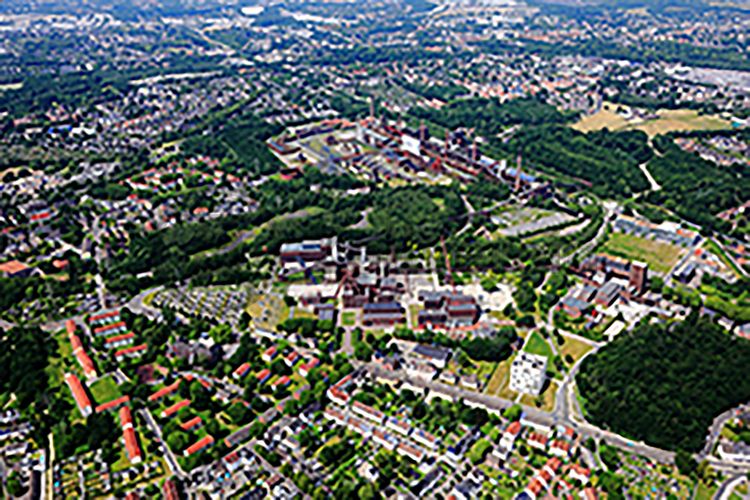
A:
67,320,97,379
299,357,319,376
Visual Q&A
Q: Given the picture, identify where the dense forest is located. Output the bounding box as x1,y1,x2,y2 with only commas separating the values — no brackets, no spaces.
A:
577,314,750,452
507,126,652,198
411,96,570,136
645,136,750,233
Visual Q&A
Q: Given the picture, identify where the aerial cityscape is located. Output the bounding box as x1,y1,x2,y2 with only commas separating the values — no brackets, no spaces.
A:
0,0,749,498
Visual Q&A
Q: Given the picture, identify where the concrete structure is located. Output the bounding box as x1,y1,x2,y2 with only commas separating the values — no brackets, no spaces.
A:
510,352,548,395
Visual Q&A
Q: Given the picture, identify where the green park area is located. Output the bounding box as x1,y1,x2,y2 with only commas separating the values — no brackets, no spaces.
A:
88,375,122,404
600,231,684,274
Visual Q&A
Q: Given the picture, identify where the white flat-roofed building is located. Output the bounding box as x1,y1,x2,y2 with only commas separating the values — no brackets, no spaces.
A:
510,352,547,395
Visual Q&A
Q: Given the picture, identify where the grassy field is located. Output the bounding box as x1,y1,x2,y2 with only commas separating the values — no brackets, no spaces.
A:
341,311,356,326
706,238,743,278
601,231,684,274
523,331,554,358
572,104,629,132
246,293,289,330
520,380,557,412
633,109,731,137
484,357,515,400
88,375,121,404
693,481,718,500
573,103,731,137
557,334,594,366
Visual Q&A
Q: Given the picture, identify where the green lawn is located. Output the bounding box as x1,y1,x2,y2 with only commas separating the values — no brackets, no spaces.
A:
88,375,122,404
600,232,684,274
706,238,743,277
523,331,553,358
556,334,594,367
484,357,516,400
341,311,356,327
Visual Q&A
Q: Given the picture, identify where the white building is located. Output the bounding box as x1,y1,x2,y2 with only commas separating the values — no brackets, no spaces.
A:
510,352,548,395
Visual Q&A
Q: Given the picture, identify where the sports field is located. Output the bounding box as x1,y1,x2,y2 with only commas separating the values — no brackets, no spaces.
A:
600,232,684,274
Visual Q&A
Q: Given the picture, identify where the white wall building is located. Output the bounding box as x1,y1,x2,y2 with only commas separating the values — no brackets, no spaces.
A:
510,352,548,395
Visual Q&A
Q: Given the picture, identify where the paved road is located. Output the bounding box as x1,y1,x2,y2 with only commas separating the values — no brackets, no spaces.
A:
699,406,746,461
558,201,615,266
140,408,186,478
716,474,746,500
366,363,677,464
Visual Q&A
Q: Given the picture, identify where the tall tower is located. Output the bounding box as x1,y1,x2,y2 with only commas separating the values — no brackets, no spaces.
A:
369,97,375,121
515,154,523,192
629,261,648,294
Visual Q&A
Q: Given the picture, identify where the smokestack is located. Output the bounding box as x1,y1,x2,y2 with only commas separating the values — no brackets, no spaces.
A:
419,121,426,142
369,97,374,121
472,138,478,163
444,130,450,161
515,154,523,192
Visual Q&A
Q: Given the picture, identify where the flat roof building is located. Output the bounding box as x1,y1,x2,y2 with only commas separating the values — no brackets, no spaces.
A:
510,352,548,396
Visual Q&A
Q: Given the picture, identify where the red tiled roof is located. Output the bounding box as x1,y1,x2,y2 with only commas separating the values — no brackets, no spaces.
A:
96,395,130,413
30,211,51,221
89,310,120,323
64,373,92,414
184,435,214,456
506,421,522,435
0,260,29,275
233,362,251,378
162,399,191,418
569,463,590,478
179,416,202,431
527,478,544,495
69,333,83,351
148,380,181,402
104,332,135,344
75,348,97,378
300,357,319,374
123,427,142,462
256,368,271,381
262,346,277,357
52,259,69,270
163,480,179,500
119,405,134,427
115,343,148,358
94,321,126,334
